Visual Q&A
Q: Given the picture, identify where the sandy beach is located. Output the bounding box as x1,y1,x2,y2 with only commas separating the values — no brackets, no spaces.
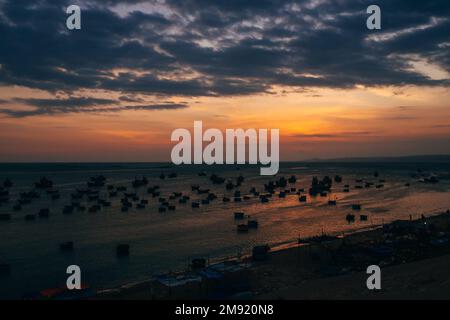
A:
96,210,450,300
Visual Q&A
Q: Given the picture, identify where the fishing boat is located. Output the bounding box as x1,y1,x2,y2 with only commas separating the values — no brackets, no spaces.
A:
191,258,207,269
197,188,210,194
234,212,245,220
35,177,53,189
237,224,249,233
63,205,74,214
38,208,50,218
59,241,74,252
3,178,12,188
132,177,148,188
210,174,225,184
109,191,118,197
88,205,100,213
116,244,130,257
191,202,200,208
0,214,11,221
24,214,36,221
346,214,355,223
0,264,11,275
247,219,258,229
87,175,106,187
51,193,60,200
252,245,270,261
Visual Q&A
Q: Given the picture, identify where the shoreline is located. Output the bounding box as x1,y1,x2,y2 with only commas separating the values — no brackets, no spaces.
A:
95,208,450,300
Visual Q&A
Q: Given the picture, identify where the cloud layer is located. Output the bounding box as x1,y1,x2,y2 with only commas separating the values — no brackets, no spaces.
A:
0,0,449,116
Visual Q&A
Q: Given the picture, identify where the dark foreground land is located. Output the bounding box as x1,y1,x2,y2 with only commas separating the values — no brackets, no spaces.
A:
96,210,450,300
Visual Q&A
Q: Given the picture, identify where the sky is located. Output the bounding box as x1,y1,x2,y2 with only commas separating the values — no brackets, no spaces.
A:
0,0,449,162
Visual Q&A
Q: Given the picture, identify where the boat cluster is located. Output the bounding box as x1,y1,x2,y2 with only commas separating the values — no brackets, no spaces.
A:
0,169,397,228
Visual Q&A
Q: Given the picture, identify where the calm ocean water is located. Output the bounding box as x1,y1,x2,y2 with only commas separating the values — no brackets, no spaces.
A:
0,162,449,298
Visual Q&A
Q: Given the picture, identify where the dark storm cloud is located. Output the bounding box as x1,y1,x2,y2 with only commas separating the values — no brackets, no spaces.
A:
14,97,117,108
0,0,449,116
0,95,187,117
292,131,376,139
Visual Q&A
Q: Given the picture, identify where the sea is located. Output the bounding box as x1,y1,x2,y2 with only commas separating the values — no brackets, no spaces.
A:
0,162,449,299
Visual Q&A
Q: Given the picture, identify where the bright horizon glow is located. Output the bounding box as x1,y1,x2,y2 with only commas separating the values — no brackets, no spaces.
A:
1,84,449,162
